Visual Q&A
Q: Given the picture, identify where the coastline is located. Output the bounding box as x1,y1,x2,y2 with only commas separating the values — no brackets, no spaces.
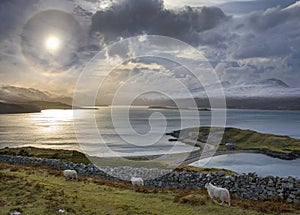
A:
175,149,300,166
166,127,300,163
1,142,299,168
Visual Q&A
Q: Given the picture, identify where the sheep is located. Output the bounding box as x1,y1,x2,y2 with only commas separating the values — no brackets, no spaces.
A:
130,177,144,186
63,169,78,180
205,182,230,207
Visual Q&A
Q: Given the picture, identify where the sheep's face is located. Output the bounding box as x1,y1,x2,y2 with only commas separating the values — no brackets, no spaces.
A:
204,183,208,189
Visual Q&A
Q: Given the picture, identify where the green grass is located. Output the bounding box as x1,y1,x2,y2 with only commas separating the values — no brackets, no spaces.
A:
221,127,300,154
0,147,235,173
176,127,300,155
1,163,298,215
0,147,90,164
174,165,236,175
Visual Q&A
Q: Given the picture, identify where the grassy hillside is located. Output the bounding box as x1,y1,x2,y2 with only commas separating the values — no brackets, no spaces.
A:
0,147,90,164
0,147,235,174
219,127,300,153
1,162,298,215
173,127,300,157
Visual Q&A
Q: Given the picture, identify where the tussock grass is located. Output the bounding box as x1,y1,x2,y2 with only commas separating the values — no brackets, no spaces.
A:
1,162,299,215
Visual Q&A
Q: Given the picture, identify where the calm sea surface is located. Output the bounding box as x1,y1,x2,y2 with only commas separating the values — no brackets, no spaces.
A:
191,153,300,178
0,108,299,176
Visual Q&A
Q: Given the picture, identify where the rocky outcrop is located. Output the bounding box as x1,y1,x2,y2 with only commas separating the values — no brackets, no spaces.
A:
261,150,300,160
0,155,299,204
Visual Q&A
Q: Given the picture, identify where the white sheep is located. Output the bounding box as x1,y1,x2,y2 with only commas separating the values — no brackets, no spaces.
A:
131,177,144,186
63,169,78,180
205,182,230,207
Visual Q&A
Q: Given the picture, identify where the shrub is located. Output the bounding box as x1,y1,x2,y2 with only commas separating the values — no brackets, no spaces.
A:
17,149,29,157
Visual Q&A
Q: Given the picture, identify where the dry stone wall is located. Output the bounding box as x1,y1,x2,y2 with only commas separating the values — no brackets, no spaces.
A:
0,155,299,204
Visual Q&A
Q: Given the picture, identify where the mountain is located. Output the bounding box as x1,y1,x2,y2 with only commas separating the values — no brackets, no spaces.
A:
2,79,299,111
0,102,41,114
0,101,73,114
256,78,289,88
0,85,51,103
133,78,300,110
189,78,299,98
29,101,72,110
0,85,72,104
193,97,300,110
0,85,72,114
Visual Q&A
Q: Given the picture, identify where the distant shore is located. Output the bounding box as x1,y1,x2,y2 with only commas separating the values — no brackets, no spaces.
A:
148,105,211,111
0,101,72,114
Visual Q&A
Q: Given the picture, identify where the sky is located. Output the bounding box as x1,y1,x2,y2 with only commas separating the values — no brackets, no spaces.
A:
0,0,300,104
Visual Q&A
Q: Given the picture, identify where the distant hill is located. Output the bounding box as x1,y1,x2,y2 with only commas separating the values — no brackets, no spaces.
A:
257,78,289,88
0,85,73,114
134,96,300,110
0,85,72,105
196,97,300,110
131,77,300,110
0,101,72,114
30,101,71,110
0,102,40,114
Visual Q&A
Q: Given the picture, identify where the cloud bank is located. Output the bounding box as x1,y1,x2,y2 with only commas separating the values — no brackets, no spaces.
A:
195,0,300,88
91,0,228,45
0,0,300,100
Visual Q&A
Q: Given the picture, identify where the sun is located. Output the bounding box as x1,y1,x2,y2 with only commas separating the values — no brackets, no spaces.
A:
46,36,60,51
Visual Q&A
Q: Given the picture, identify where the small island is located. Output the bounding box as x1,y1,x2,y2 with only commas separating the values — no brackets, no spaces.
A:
148,105,210,111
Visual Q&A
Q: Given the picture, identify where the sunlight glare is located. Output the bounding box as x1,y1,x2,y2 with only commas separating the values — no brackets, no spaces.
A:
46,36,60,50
41,109,74,121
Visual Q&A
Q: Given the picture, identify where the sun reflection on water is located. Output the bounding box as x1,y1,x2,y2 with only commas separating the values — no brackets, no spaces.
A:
40,109,74,121
27,109,76,135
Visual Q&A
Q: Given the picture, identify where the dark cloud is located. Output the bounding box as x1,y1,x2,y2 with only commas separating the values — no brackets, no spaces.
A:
219,0,297,15
197,1,300,88
1,0,300,95
248,3,300,32
232,4,300,59
233,32,291,59
91,0,228,45
0,0,39,39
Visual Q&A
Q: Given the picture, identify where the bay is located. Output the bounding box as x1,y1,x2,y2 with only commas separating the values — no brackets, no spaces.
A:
0,107,299,177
